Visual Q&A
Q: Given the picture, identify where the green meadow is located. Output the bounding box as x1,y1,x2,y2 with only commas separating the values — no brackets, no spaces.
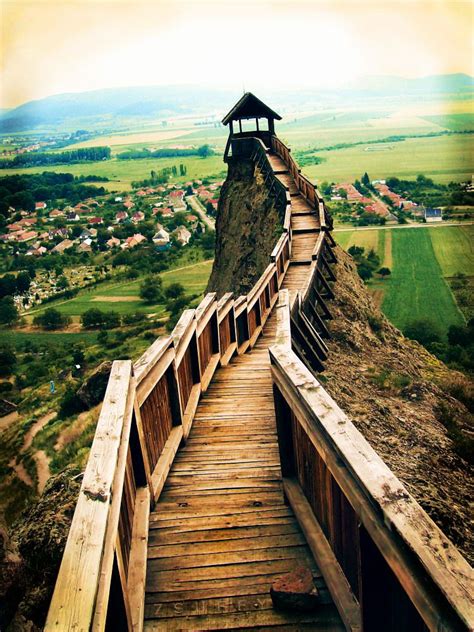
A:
334,225,472,335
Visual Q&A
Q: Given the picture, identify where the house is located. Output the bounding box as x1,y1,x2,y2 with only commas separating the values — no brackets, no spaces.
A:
16,230,38,242
75,203,91,214
26,246,47,256
48,209,64,220
115,196,123,203
185,214,199,227
132,211,145,223
121,233,147,249
80,228,94,240
77,240,92,253
88,217,103,225
173,226,191,246
35,201,47,211
152,228,170,248
123,199,135,210
136,190,147,197
18,218,37,227
425,208,443,222
160,207,174,218
152,205,163,216
169,190,186,212
52,239,74,253
115,211,129,223
7,223,23,232
106,236,121,249
66,212,80,222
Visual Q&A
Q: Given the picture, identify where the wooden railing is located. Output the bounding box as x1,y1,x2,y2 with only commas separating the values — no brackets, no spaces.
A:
270,289,474,632
45,136,294,632
271,135,331,230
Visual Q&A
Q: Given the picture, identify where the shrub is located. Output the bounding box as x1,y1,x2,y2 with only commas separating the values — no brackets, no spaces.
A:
404,319,442,347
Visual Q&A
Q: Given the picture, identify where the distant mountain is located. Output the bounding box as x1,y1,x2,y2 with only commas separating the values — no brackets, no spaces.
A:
351,73,474,95
0,85,239,133
1,74,472,134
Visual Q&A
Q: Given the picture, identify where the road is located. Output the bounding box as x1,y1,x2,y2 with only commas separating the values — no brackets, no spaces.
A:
333,221,474,233
186,195,216,231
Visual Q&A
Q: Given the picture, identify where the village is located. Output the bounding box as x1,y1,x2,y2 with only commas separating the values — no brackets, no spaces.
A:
0,178,221,311
329,176,444,224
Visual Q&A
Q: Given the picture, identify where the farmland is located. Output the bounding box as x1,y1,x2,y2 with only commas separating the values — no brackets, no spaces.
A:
334,225,472,334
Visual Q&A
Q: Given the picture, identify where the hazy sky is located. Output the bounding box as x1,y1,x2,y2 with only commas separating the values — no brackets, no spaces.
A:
1,0,473,108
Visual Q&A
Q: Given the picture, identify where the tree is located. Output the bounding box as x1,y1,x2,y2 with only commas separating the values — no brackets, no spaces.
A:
0,296,19,326
16,271,31,294
447,324,471,348
404,319,442,347
378,267,391,280
361,172,371,187
56,275,69,290
348,245,365,258
139,276,163,303
0,345,16,377
33,308,71,330
357,263,373,281
164,283,185,301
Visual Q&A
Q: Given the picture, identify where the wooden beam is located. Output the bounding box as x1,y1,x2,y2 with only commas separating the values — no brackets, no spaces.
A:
127,486,151,632
283,478,362,632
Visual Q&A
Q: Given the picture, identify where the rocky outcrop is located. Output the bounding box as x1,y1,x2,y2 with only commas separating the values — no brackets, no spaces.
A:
76,361,112,409
207,159,283,297
0,468,82,630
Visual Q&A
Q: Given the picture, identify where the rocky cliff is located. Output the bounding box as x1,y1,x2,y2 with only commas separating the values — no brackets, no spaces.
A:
207,159,283,297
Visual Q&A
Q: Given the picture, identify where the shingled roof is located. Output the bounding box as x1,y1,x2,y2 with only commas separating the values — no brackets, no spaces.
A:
222,92,282,125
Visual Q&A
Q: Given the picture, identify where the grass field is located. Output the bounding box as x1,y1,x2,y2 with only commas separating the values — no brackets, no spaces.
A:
335,225,471,334
382,228,464,332
25,259,214,322
302,134,474,185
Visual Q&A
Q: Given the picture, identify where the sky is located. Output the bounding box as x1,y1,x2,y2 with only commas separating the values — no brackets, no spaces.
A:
1,0,473,109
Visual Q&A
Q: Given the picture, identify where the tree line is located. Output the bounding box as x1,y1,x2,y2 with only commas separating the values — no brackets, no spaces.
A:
0,172,107,215
117,144,214,160
0,146,111,169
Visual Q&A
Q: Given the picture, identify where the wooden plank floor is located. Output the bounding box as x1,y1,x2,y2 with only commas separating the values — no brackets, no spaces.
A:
144,159,341,630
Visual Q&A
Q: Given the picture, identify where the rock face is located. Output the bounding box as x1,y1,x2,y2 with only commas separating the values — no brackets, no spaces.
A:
76,361,112,409
0,468,82,630
270,565,319,611
207,159,283,297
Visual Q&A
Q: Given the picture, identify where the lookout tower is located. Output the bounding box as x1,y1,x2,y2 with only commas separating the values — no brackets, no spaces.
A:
222,92,282,161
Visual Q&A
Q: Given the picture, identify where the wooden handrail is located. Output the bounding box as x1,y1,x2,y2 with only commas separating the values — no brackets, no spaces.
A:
47,133,298,631
270,282,474,632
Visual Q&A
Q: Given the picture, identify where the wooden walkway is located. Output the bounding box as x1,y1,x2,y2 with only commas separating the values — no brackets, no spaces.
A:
144,161,342,630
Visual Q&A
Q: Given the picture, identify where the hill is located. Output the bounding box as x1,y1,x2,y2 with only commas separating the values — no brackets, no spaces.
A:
1,74,472,133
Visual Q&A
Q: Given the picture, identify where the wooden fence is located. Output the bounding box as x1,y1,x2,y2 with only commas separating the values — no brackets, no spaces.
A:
45,136,295,632
270,290,473,632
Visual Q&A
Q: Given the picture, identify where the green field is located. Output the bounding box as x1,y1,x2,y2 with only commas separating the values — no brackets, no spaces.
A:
302,134,474,185
334,225,471,334
0,331,99,347
25,259,214,322
0,154,225,191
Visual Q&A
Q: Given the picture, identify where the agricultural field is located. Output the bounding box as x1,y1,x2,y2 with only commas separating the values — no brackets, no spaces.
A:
334,224,472,334
302,134,474,185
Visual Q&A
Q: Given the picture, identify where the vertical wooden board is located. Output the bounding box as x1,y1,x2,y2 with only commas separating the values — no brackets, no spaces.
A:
45,361,132,632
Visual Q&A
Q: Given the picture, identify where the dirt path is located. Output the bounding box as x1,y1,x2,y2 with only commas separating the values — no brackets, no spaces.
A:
0,411,18,433
22,411,56,451
33,450,51,494
8,411,56,493
9,458,33,487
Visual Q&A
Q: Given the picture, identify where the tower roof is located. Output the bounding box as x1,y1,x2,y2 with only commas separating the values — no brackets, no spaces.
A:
221,92,282,125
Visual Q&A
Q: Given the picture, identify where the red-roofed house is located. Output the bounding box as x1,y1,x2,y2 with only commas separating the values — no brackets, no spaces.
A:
88,217,103,225
35,201,47,211
132,211,145,223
